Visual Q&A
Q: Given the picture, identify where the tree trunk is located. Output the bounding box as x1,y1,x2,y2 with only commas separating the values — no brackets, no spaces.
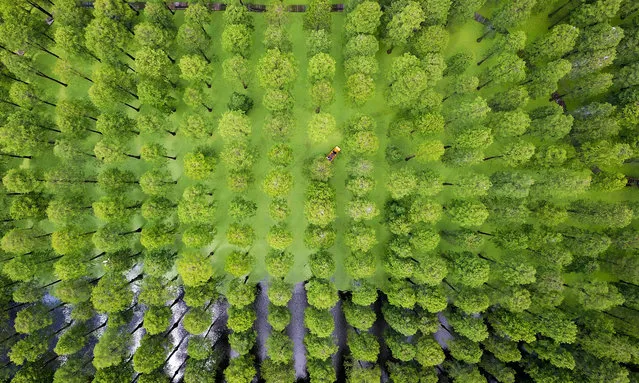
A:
483,155,503,161
548,11,571,29
52,321,73,335
405,154,416,161
83,321,108,337
204,318,217,338
170,291,184,308
75,71,93,83
443,279,457,292
87,50,102,63
0,332,20,344
0,44,18,55
163,335,187,365
164,308,190,338
34,43,60,59
86,128,102,135
123,227,143,235
622,305,639,314
127,2,140,16
37,0,54,9
26,0,53,18
0,99,22,108
36,71,67,87
477,29,493,43
477,79,493,90
548,0,573,18
39,98,57,107
170,357,189,381
127,273,144,285
130,320,144,334
603,311,632,324
199,49,211,64
123,103,140,112
118,86,138,100
2,302,29,313
35,255,63,265
200,25,209,38
477,52,495,66
0,280,20,289
618,280,639,288
477,254,495,262
1,73,29,84
440,324,454,335
40,126,62,133
204,299,216,310
42,279,62,288
0,153,31,159
47,302,66,313
125,24,136,36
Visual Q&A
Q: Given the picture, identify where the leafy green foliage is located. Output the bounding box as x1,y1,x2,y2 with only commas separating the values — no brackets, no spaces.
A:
0,4,635,380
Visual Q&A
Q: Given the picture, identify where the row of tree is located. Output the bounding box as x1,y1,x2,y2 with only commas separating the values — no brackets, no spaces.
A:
260,1,299,381
302,2,340,381
218,4,261,383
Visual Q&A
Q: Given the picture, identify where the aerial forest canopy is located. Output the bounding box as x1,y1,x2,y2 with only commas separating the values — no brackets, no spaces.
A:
0,0,638,381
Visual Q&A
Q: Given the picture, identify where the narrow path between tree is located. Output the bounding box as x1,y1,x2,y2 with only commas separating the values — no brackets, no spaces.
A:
433,312,453,349
254,281,270,363
165,298,188,381
288,282,308,379
331,296,348,382
371,294,390,383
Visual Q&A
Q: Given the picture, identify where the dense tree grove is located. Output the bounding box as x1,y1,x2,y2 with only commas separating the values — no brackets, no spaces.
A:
0,0,637,382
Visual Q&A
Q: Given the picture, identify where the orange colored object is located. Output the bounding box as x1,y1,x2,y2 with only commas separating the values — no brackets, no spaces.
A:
326,146,341,162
